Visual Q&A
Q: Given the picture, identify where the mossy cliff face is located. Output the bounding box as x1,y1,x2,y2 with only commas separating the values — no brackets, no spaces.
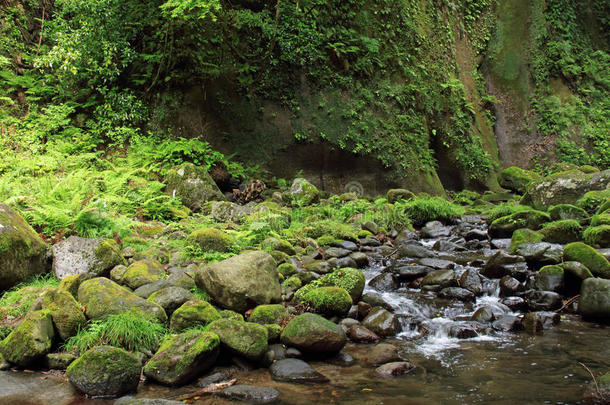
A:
0,204,48,291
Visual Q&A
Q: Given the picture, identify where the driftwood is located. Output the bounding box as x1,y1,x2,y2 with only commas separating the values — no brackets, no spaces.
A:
171,378,237,401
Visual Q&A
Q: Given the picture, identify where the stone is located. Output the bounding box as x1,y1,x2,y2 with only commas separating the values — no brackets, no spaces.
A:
165,163,224,212
439,287,475,301
386,189,415,203
147,287,195,316
449,324,478,339
489,210,550,238
280,313,346,354
40,287,86,340
78,277,167,322
324,247,351,258
522,312,544,335
187,228,234,252
421,221,451,238
458,269,483,294
563,242,610,279
549,204,589,221
375,361,415,377
219,385,281,404
471,307,495,323
0,310,54,367
332,240,358,251
288,178,320,206
361,221,378,234
417,258,455,270
540,220,583,244
525,290,562,311
347,324,380,343
51,236,123,280
368,272,399,291
492,314,523,332
499,166,540,194
58,274,82,298
499,275,524,296
579,278,610,321
211,201,253,223
421,269,455,287
362,307,401,336
481,251,523,278
45,352,76,370
66,346,141,396
584,225,610,248
114,397,183,405
515,242,563,266
133,279,172,298
398,243,435,259
206,318,268,360
144,331,220,385
269,358,329,383
317,267,366,301
195,251,280,312
534,265,564,293
349,252,369,268
249,304,290,325
0,204,48,291
121,259,165,290
393,265,433,280
364,343,401,366
110,265,129,283
196,372,229,387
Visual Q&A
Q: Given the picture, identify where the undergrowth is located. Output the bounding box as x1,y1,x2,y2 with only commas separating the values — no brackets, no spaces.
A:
0,274,59,318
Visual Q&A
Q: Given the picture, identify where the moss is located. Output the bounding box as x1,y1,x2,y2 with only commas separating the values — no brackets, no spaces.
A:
187,228,234,253
485,204,532,222
280,312,345,354
540,220,582,244
219,310,244,322
539,265,564,276
578,165,599,174
277,263,297,278
121,259,165,289
563,242,610,279
510,229,544,254
269,250,289,264
289,178,320,207
490,209,551,238
596,199,610,215
386,189,415,203
316,235,338,246
498,166,541,194
249,304,290,325
583,225,610,248
0,309,55,367
548,204,588,221
299,286,352,316
591,213,610,227
58,274,82,299
261,237,295,255
577,190,610,213
41,288,87,341
281,275,302,291
93,239,126,270
206,318,268,360
170,300,221,331
320,267,365,301
357,230,373,238
143,331,220,385
265,324,281,341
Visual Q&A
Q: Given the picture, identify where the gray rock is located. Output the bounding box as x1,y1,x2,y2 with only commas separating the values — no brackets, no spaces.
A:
417,258,455,270
492,314,523,332
325,247,351,258
220,385,281,404
52,236,123,280
398,243,435,259
347,324,380,343
332,241,358,251
393,265,433,280
0,310,55,367
269,358,329,383
211,201,253,223
280,313,346,354
525,290,562,311
471,306,495,323
147,286,195,316
196,372,229,388
515,242,563,265
165,163,225,212
421,221,451,238
115,397,184,405
364,343,401,366
375,361,415,377
579,278,610,321
481,251,523,278
368,272,399,292
439,287,475,301
499,275,524,296
362,307,401,336
349,252,369,268
458,269,483,294
133,280,172,298
421,269,456,288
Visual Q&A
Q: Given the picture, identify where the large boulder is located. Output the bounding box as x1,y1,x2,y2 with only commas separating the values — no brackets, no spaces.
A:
0,310,54,367
187,228,234,253
143,331,220,385
288,178,320,206
40,288,87,340
66,346,141,396
521,169,610,209
280,313,346,354
206,318,268,360
195,251,281,312
121,259,165,290
563,242,610,279
499,167,541,194
248,304,290,325
170,300,221,331
78,277,167,322
165,163,224,212
0,204,48,291
52,236,124,280
579,278,610,322
298,286,352,316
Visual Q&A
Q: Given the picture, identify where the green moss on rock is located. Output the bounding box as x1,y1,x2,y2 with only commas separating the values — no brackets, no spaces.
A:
0,309,55,367
548,204,588,221
121,259,165,290
249,304,290,325
540,220,583,244
206,318,268,360
489,209,551,238
299,286,352,316
577,190,610,213
170,300,221,331
499,166,541,194
41,288,87,340
277,263,297,278
280,313,346,354
563,242,610,279
164,163,225,212
58,274,82,299
583,225,610,248
187,228,234,253
386,189,415,203
510,228,544,254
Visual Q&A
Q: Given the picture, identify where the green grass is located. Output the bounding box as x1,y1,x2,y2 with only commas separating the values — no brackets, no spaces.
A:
62,310,167,354
0,274,59,318
485,203,532,222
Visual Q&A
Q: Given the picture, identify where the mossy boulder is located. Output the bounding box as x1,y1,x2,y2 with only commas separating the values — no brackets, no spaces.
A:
499,166,541,194
280,313,346,354
219,309,244,322
0,204,48,291
78,277,167,322
510,229,544,254
52,236,124,280
534,265,564,292
66,345,141,396
299,286,352,316
583,225,610,248
211,201,254,223
195,250,281,312
165,163,225,212
386,189,415,203
489,210,551,238
143,331,220,386
277,262,297,278
540,220,582,244
248,304,290,325
591,213,610,227
320,267,366,301
40,287,86,340
548,204,588,221
58,274,82,298
121,259,165,290
577,190,610,213
288,178,320,206
261,237,296,255
170,300,221,331
206,318,268,360
187,228,234,253
579,278,610,322
147,287,195,316
563,242,610,279
0,309,55,367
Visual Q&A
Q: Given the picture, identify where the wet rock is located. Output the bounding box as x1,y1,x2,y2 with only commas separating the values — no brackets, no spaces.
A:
439,287,475,301
421,269,456,288
369,272,399,292
525,290,562,311
333,240,358,251
349,252,369,268
219,385,281,404
299,286,353,317
534,265,564,293
417,258,455,270
492,314,523,332
362,307,401,336
52,236,123,281
499,275,524,296
433,240,463,252
579,278,610,321
398,243,435,259
144,331,220,385
133,280,172,298
501,296,528,311
481,251,523,278
195,250,281,312
196,372,228,388
269,358,329,383
114,397,183,405
0,310,55,367
491,239,512,250
67,346,140,396
304,260,332,274
361,221,379,234
207,319,268,360
489,210,550,238
347,324,380,343
364,343,401,366
471,307,495,323
421,221,451,238
449,323,478,339
536,311,561,328
561,261,594,281
336,256,358,268
170,300,221,331
375,361,415,377
249,304,290,325
464,229,488,241
393,265,433,281
458,269,483,294
325,247,351,258
563,242,610,279
328,351,356,367
522,312,544,335
357,301,372,319
395,230,419,245
360,237,381,247
515,243,563,266
504,262,530,282
361,292,396,311
281,313,346,354
147,286,195,316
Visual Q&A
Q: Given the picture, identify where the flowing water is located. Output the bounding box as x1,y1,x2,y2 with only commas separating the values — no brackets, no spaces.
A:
2,228,609,405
